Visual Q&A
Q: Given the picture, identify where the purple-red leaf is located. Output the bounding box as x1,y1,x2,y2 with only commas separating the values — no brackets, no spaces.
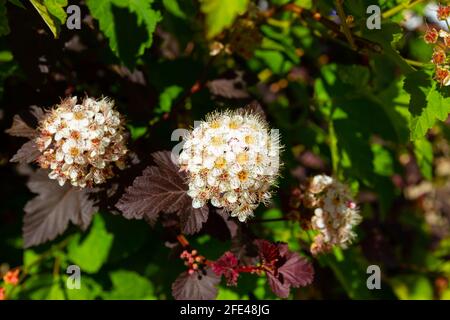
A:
5,114,36,138
211,251,239,286
23,170,98,248
180,204,209,235
254,239,314,298
172,268,220,300
277,243,314,288
116,151,209,232
29,105,45,122
10,140,40,164
207,78,249,99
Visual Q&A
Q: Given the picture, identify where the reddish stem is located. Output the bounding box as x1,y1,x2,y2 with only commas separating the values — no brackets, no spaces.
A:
176,234,190,247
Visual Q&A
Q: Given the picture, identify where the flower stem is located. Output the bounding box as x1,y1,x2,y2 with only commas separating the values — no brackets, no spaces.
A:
176,234,190,247
404,58,430,68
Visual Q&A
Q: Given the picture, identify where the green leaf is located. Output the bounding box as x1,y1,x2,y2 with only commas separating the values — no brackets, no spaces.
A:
411,89,450,140
0,0,10,36
29,0,68,38
157,85,183,114
320,249,382,299
20,274,65,299
103,270,155,299
363,23,414,75
46,280,65,299
64,275,103,300
372,144,394,177
67,214,113,273
294,0,312,9
200,0,248,38
127,125,148,140
162,0,186,19
86,0,161,68
391,275,434,300
413,138,433,180
8,0,26,9
23,248,41,275
44,0,67,25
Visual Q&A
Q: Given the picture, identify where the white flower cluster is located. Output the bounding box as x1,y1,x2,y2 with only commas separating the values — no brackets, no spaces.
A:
179,110,281,222
36,96,128,187
304,175,362,255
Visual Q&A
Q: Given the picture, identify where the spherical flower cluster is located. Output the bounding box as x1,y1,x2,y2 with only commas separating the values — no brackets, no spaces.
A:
35,96,128,188
179,110,281,222
304,175,362,255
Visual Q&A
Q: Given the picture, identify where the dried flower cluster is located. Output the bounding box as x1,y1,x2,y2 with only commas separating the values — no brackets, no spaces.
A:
304,175,361,255
424,5,450,86
35,97,128,187
179,110,281,222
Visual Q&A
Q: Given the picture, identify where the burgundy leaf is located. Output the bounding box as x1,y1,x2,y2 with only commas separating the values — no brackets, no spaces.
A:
29,105,45,122
23,170,98,248
243,100,266,120
5,114,36,138
254,239,314,298
180,204,209,235
277,247,314,288
172,268,220,300
255,239,279,266
207,78,249,99
116,151,209,232
266,271,290,298
211,251,240,286
10,140,40,164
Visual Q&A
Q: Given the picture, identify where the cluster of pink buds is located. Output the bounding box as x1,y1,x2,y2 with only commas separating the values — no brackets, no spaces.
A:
180,249,206,275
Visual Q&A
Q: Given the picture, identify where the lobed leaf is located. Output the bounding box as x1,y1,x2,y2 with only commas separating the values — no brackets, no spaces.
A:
200,0,248,38
23,169,98,248
5,114,36,138
86,0,161,68
172,268,220,300
116,151,209,233
29,0,67,38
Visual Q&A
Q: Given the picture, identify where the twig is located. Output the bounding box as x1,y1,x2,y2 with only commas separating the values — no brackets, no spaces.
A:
281,3,382,53
334,0,357,50
382,0,426,19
